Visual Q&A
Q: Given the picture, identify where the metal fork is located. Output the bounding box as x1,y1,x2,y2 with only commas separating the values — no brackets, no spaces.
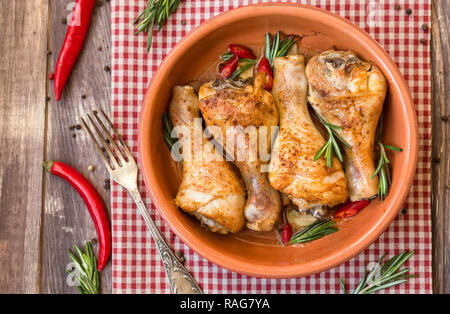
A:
81,108,202,294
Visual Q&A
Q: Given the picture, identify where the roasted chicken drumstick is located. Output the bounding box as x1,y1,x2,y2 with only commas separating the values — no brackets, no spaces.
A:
269,55,348,210
198,74,281,231
306,50,387,201
170,86,246,234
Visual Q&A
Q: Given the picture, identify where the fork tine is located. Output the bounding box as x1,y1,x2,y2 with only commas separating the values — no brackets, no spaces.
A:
86,113,120,169
80,117,113,173
92,110,126,164
98,108,136,163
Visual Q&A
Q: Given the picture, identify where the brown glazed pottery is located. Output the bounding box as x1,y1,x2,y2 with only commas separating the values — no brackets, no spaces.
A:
138,3,418,278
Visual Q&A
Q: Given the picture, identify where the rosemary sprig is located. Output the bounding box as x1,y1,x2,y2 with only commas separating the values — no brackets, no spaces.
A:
314,120,351,168
289,219,338,244
340,251,416,294
264,32,298,66
67,241,99,294
372,142,403,200
162,111,176,151
373,111,403,200
133,0,182,52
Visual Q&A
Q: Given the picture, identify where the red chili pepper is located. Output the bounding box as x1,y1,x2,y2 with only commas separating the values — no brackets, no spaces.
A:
228,44,256,59
43,161,111,271
333,199,370,218
257,57,274,90
281,223,292,245
53,0,96,101
220,55,239,79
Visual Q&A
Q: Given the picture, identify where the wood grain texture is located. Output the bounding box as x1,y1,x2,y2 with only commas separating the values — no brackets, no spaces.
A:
0,0,448,294
41,0,112,293
431,0,450,294
0,0,49,294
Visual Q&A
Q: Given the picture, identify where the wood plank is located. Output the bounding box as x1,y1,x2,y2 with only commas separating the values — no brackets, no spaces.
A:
431,0,450,294
0,0,49,293
41,0,112,293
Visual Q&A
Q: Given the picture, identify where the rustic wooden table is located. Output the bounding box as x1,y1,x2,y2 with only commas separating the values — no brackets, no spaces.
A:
0,0,448,294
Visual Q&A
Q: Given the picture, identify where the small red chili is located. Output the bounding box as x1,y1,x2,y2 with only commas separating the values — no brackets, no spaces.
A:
228,44,256,59
281,223,292,245
53,0,96,101
333,199,370,218
257,57,274,90
43,161,111,271
220,55,239,79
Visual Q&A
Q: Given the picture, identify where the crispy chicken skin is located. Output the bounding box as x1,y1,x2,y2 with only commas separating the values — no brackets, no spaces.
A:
269,55,348,209
170,86,246,234
306,50,387,201
198,73,281,231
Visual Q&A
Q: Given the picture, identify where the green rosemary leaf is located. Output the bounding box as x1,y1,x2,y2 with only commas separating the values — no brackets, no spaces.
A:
314,119,349,168
289,219,338,244
276,38,296,59
340,279,347,294
372,152,384,178
264,32,300,67
374,110,403,199
378,168,388,200
269,32,280,64
162,111,176,151
265,32,271,59
322,121,342,130
325,140,332,168
330,129,351,149
383,144,403,152
346,251,415,294
68,241,100,294
134,0,182,52
332,137,344,162
314,142,329,161
230,62,254,80
362,279,408,294
221,51,234,61
384,251,414,277
352,268,367,294
239,58,257,64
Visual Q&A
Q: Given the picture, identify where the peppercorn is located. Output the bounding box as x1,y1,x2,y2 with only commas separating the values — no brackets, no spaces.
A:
422,24,429,31
104,65,110,72
420,39,426,44
406,8,412,15
81,94,86,99
96,0,103,6
181,20,186,25
61,17,67,24
401,208,407,214
395,4,401,11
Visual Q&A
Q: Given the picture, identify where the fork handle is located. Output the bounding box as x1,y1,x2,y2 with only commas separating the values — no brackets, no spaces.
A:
129,188,203,294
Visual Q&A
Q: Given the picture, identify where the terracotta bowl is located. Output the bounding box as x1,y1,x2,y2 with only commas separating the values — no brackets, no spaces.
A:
138,3,418,278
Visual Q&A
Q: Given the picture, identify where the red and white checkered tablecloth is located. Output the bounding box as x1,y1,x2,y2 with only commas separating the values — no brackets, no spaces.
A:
111,0,432,294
